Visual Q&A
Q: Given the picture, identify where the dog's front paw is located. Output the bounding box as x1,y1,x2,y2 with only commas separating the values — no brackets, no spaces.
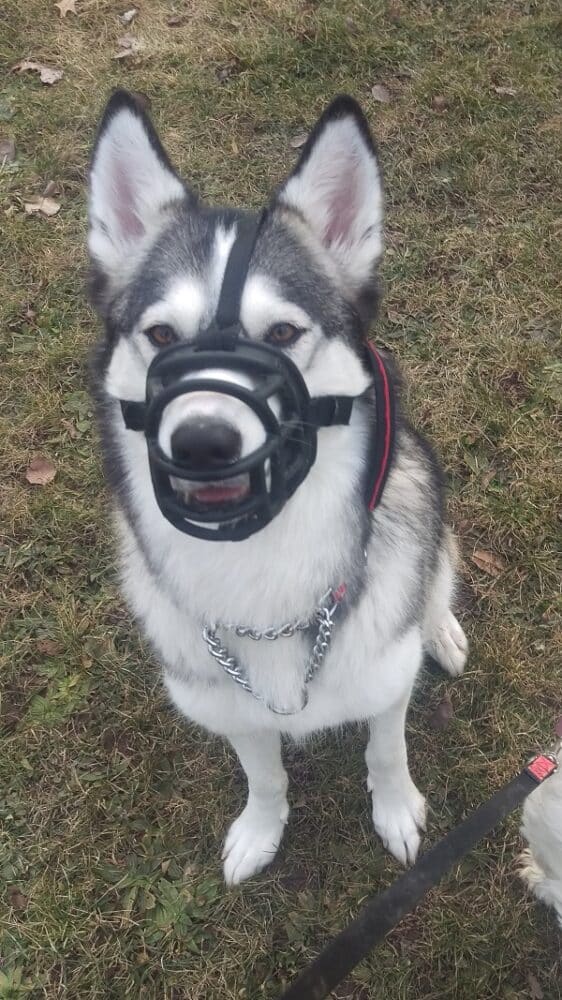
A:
428,612,468,678
369,778,426,866
222,801,289,886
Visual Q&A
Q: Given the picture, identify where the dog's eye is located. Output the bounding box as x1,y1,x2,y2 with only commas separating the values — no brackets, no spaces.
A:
266,323,302,347
145,324,177,348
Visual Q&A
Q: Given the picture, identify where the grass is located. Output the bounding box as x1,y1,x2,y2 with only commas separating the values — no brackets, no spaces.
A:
1,0,561,996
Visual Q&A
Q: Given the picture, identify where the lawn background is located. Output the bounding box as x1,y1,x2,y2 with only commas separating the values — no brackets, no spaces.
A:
1,1,561,997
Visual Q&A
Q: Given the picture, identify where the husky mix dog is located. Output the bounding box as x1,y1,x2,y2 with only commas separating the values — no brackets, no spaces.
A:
88,90,468,885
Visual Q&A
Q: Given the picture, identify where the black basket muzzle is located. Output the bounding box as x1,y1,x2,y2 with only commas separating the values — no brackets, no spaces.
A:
128,336,325,541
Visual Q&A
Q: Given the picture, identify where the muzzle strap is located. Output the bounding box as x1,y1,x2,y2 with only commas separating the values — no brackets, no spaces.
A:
213,210,268,331
120,399,147,431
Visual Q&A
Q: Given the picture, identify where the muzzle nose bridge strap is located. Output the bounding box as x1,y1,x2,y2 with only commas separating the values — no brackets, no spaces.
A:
209,209,268,336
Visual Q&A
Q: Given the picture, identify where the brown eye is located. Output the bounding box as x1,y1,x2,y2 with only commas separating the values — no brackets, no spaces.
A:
145,324,177,348
266,323,302,347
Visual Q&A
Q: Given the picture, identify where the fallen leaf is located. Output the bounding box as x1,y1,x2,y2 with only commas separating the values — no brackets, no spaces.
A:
24,196,61,217
61,418,79,439
431,94,447,112
371,83,391,103
25,456,57,485
428,693,454,731
215,60,240,83
290,131,308,149
42,179,61,198
55,0,78,16
493,85,517,97
527,972,544,1000
498,368,528,402
471,548,507,577
386,308,402,324
119,7,138,24
167,13,189,26
12,60,64,85
129,90,151,112
481,468,495,489
0,137,16,164
113,35,145,59
36,638,63,656
8,887,28,911
0,96,16,121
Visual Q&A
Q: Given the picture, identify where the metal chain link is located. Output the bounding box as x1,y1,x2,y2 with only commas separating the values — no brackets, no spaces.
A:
202,587,345,715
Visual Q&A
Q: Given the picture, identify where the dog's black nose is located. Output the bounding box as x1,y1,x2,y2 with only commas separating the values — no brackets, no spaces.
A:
170,420,242,468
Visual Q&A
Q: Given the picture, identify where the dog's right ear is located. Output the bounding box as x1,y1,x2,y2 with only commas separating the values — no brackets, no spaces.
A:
88,91,191,306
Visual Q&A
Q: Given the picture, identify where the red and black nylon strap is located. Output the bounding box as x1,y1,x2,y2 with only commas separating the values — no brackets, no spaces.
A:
364,342,396,511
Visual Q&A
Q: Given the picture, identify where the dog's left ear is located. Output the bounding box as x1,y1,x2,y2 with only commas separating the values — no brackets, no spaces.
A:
88,90,192,307
276,96,383,309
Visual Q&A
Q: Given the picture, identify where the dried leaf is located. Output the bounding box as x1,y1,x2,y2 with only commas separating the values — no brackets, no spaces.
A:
481,468,495,489
386,308,402,324
215,61,240,83
167,13,189,26
431,95,447,112
42,179,61,197
429,693,454,731
12,60,64,85
290,132,308,150
371,83,391,104
493,85,517,97
527,973,544,1000
8,887,28,911
129,90,151,112
113,35,145,59
61,417,79,438
25,456,57,485
0,97,16,121
55,0,78,17
0,137,16,164
36,638,63,656
25,196,61,217
119,7,138,24
471,548,507,577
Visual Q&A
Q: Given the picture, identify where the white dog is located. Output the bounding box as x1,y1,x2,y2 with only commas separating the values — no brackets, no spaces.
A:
519,762,562,928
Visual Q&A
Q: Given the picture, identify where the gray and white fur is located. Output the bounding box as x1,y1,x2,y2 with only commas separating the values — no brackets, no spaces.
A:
88,91,468,884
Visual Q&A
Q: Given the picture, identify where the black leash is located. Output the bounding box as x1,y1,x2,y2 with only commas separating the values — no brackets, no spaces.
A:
280,741,560,1000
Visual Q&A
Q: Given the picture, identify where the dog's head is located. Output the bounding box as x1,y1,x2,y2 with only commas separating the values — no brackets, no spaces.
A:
88,91,384,520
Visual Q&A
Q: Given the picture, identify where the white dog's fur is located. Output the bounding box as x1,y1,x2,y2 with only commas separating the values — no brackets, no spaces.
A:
89,92,469,885
519,764,562,929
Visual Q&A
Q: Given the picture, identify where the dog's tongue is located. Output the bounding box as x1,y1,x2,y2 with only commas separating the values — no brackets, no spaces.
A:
192,483,249,504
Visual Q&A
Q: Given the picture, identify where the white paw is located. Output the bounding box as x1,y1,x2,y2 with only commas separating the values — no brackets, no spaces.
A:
369,777,427,866
222,801,288,886
428,612,468,677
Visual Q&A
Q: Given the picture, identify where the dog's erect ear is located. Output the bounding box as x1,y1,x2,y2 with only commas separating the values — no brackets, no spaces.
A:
276,96,383,303
88,90,190,301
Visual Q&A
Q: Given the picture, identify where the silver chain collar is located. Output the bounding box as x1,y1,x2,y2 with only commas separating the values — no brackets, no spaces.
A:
202,585,347,715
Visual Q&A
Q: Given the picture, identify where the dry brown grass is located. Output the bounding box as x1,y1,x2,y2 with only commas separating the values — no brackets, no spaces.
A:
1,0,561,997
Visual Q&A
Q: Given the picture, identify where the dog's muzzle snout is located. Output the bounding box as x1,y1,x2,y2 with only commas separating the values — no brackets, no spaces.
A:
170,419,242,469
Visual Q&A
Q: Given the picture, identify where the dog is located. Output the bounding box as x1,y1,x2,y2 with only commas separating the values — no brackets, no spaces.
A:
519,762,562,929
88,90,468,885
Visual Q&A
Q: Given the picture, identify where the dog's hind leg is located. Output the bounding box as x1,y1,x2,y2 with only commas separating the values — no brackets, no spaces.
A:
423,528,468,678
222,730,289,886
